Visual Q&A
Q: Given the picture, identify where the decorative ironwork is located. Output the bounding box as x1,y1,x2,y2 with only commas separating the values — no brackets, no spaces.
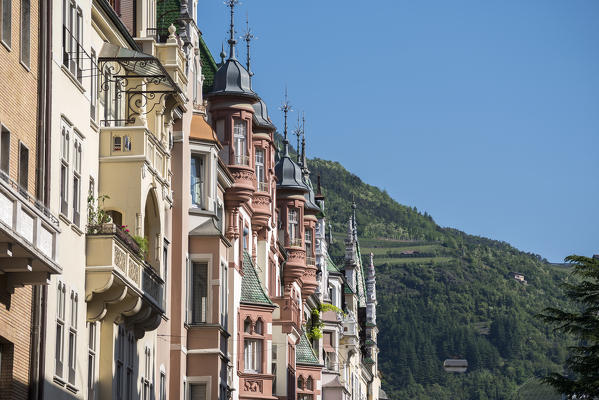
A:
98,44,180,126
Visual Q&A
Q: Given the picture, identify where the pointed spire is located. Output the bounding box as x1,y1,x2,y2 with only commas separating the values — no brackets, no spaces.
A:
280,87,292,156
301,113,307,170
225,0,239,60
293,114,302,164
351,198,358,241
242,13,255,79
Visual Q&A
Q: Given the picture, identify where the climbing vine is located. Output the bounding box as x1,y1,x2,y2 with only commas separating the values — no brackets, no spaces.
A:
306,303,345,341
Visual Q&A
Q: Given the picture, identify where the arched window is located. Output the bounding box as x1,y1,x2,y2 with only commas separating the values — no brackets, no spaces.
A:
306,376,313,390
297,376,304,390
244,317,251,333
255,318,263,335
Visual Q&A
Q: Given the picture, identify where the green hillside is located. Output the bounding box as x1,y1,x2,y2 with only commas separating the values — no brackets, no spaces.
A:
307,157,571,400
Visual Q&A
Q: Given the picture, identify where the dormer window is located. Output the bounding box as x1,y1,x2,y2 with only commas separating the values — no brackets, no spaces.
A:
233,119,247,165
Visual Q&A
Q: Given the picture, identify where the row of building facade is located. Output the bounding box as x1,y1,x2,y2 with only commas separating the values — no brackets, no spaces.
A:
0,0,384,398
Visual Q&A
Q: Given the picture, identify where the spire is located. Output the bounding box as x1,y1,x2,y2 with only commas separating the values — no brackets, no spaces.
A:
352,198,358,241
280,88,292,156
225,0,238,60
301,113,307,170
293,115,302,164
242,13,255,79
219,42,226,65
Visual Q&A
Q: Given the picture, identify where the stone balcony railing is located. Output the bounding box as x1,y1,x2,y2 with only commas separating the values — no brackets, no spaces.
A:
0,171,60,288
85,223,164,338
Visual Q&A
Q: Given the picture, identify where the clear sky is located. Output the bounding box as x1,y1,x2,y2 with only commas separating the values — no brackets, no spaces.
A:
198,0,599,262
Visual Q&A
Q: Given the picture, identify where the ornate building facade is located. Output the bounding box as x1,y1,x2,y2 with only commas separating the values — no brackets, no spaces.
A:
0,0,383,398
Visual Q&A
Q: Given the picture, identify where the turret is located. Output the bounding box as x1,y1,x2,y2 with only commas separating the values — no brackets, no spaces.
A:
366,252,377,325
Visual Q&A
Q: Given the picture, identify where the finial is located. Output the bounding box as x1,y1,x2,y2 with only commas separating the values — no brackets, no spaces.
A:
225,0,239,60
293,114,302,164
219,42,226,64
241,13,255,78
301,112,307,169
280,87,292,156
168,24,177,38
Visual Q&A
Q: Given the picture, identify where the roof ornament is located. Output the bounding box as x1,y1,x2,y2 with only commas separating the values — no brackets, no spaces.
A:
293,114,303,164
225,0,239,60
352,197,358,241
280,87,292,156
301,112,307,170
219,42,226,65
241,13,255,80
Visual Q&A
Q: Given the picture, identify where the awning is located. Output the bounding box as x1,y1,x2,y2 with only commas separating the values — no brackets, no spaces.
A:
98,42,179,93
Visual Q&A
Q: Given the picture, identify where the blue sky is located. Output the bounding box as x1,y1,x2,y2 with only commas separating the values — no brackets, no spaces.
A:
198,0,599,262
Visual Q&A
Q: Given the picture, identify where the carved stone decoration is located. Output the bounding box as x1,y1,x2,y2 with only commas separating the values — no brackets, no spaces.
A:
244,379,263,393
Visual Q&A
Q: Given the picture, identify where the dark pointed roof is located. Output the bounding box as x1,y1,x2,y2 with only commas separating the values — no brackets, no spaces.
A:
208,58,258,100
253,99,275,130
303,175,321,213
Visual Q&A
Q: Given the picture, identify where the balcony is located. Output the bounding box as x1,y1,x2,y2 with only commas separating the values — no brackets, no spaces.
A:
273,297,300,334
257,181,269,193
289,238,303,248
85,223,164,339
305,256,316,266
0,172,60,289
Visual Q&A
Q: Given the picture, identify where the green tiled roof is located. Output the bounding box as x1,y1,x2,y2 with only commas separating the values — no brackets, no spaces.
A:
199,35,218,94
343,282,355,294
326,254,340,273
240,252,273,306
365,322,376,327
363,357,375,365
365,339,376,346
296,330,320,366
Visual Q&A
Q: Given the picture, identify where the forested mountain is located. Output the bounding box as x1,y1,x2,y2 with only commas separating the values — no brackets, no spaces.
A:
305,157,570,400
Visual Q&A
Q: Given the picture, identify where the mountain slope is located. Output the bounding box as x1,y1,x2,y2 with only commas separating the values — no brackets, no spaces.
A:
307,157,570,400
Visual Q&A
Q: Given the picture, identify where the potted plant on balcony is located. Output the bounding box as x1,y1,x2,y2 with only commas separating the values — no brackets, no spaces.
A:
306,303,345,340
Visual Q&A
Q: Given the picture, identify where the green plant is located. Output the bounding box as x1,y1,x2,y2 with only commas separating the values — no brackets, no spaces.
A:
87,194,112,230
306,303,345,341
132,235,149,258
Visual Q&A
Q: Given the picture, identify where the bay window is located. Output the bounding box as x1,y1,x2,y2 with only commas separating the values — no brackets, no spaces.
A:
244,339,262,373
190,262,208,323
305,228,313,261
233,119,247,165
288,209,299,246
190,155,204,208
255,148,265,191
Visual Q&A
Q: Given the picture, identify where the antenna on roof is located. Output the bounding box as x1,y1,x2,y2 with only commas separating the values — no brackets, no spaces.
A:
224,0,239,60
241,13,255,78
301,112,307,169
280,87,292,156
219,42,226,65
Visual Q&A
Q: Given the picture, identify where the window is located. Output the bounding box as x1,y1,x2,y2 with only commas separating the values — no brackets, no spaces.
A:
62,0,82,80
190,155,204,208
255,149,265,190
67,290,77,385
255,319,263,335
19,0,29,66
60,120,70,216
305,229,313,259
306,377,313,390
90,49,97,120
297,376,304,390
1,0,11,47
113,136,121,151
243,317,251,334
55,282,66,377
288,209,299,245
72,138,81,225
87,323,96,400
190,262,207,323
298,395,313,400
243,339,262,373
18,142,28,191
115,328,124,399
0,126,9,175
142,346,151,400
220,261,228,327
233,119,247,165
189,383,207,400
126,333,134,400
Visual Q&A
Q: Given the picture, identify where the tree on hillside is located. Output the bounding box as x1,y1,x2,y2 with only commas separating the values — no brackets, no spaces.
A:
539,255,599,397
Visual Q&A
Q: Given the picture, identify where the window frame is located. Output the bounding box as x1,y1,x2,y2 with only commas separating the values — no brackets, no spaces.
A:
0,125,9,175
190,262,208,324
19,0,29,67
55,282,67,378
1,0,11,49
18,141,29,192
60,120,71,217
233,118,247,165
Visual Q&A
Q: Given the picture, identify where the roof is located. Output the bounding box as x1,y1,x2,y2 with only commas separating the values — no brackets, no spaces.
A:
198,35,218,94
240,251,273,306
296,330,320,366
190,114,219,143
253,99,276,130
363,357,375,365
343,282,355,295
379,389,389,400
326,254,341,274
275,147,309,192
208,57,258,100
303,174,321,213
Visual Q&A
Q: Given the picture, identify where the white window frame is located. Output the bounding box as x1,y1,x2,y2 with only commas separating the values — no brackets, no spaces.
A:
255,148,265,190
233,119,247,165
55,281,67,378
72,134,82,226
60,119,71,217
288,208,299,243
243,338,262,374
87,322,97,400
